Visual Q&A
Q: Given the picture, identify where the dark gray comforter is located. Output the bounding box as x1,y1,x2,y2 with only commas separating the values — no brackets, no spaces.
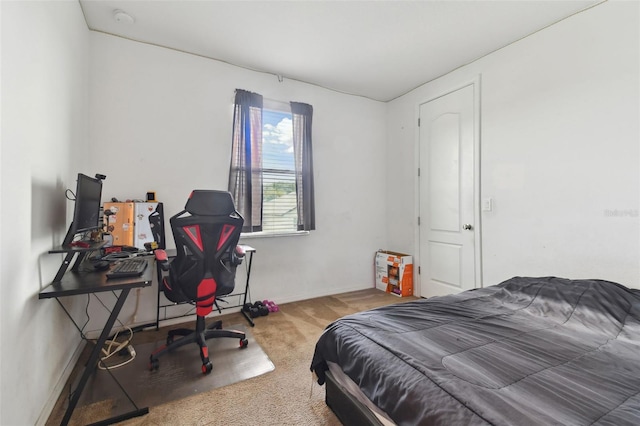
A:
311,277,640,425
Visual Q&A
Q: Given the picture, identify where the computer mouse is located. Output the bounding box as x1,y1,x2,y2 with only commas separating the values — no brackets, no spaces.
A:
93,261,111,271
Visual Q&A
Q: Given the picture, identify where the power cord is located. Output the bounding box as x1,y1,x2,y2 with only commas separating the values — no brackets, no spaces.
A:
91,293,138,370
65,188,76,201
96,326,136,370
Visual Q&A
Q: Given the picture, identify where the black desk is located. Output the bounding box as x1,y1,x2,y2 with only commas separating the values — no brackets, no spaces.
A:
39,256,153,426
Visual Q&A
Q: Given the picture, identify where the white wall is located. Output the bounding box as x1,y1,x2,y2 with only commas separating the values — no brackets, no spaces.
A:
387,1,640,291
1,1,91,424
3,1,638,424
85,32,388,332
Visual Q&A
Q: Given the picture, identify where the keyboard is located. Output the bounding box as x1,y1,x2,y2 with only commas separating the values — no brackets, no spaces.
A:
106,258,148,279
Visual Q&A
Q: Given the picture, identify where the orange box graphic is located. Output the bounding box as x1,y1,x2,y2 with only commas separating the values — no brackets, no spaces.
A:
375,250,413,297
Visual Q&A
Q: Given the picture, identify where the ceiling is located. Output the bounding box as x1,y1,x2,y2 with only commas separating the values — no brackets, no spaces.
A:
79,0,603,102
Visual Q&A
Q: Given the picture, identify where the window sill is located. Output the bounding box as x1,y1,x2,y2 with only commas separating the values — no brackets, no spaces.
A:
240,230,310,239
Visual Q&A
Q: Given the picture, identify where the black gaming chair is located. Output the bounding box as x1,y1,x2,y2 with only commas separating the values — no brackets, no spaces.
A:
149,190,248,374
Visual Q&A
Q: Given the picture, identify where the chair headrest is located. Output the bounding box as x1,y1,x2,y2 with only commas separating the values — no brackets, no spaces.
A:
185,190,237,216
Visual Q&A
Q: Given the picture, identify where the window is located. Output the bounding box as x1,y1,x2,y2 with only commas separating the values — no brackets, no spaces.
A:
262,102,297,233
228,89,315,235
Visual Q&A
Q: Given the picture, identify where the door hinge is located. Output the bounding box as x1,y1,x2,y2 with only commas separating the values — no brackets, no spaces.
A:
418,266,421,274
418,118,421,127
418,216,420,225
418,168,421,177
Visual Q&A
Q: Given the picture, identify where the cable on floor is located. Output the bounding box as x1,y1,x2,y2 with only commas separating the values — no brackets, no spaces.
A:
96,326,136,370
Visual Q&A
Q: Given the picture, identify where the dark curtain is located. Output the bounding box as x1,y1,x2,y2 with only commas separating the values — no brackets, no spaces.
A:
229,89,263,232
290,102,316,231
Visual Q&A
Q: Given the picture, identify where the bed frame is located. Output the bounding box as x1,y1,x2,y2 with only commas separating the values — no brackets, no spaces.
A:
325,371,383,426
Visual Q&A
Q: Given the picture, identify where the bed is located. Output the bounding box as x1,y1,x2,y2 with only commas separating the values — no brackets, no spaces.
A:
311,276,640,425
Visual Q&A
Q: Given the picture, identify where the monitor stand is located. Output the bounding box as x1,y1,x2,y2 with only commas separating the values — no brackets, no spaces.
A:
50,223,106,282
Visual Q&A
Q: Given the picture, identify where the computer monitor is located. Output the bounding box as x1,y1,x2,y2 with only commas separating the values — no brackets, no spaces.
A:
62,173,104,246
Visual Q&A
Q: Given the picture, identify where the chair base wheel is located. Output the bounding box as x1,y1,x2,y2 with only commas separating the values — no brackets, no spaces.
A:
202,362,213,374
240,338,249,349
149,357,159,371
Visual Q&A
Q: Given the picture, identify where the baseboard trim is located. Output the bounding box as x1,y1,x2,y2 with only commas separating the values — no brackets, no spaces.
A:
272,284,378,306
35,340,86,426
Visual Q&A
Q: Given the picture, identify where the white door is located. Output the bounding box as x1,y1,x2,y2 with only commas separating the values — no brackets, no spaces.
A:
419,84,479,298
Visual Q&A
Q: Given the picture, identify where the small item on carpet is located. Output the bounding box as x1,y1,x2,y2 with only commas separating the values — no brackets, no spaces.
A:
253,301,269,316
243,301,270,318
263,300,279,312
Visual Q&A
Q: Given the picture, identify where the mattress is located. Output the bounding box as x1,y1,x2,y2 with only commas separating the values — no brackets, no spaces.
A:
311,277,640,425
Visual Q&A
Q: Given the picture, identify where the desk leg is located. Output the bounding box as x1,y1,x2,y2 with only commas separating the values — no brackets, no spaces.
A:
61,289,149,426
241,309,255,327
241,251,255,327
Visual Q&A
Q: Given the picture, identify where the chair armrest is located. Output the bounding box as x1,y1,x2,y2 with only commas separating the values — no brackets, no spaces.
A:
154,249,171,271
230,245,245,266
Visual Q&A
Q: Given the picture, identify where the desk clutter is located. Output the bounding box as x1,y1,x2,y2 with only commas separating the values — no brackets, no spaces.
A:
75,244,153,278
103,201,165,250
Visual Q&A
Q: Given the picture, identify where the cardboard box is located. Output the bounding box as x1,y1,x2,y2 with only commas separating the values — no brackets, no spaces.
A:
375,250,413,297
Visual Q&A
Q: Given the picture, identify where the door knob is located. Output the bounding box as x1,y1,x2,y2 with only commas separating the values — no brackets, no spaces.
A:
463,224,473,230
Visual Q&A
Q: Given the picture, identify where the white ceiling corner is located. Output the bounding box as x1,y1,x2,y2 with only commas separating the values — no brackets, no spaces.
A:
79,0,603,102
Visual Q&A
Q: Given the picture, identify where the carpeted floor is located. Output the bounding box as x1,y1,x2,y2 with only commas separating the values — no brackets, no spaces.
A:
46,288,416,426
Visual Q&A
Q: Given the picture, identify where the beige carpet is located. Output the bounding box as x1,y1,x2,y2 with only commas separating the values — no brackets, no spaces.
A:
46,289,416,426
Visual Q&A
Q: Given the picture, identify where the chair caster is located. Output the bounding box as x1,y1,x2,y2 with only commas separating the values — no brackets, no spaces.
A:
202,362,213,374
239,338,249,349
149,356,159,371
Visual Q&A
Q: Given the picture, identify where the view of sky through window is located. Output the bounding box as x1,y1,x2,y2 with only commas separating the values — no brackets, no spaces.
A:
262,108,298,231
263,109,294,170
